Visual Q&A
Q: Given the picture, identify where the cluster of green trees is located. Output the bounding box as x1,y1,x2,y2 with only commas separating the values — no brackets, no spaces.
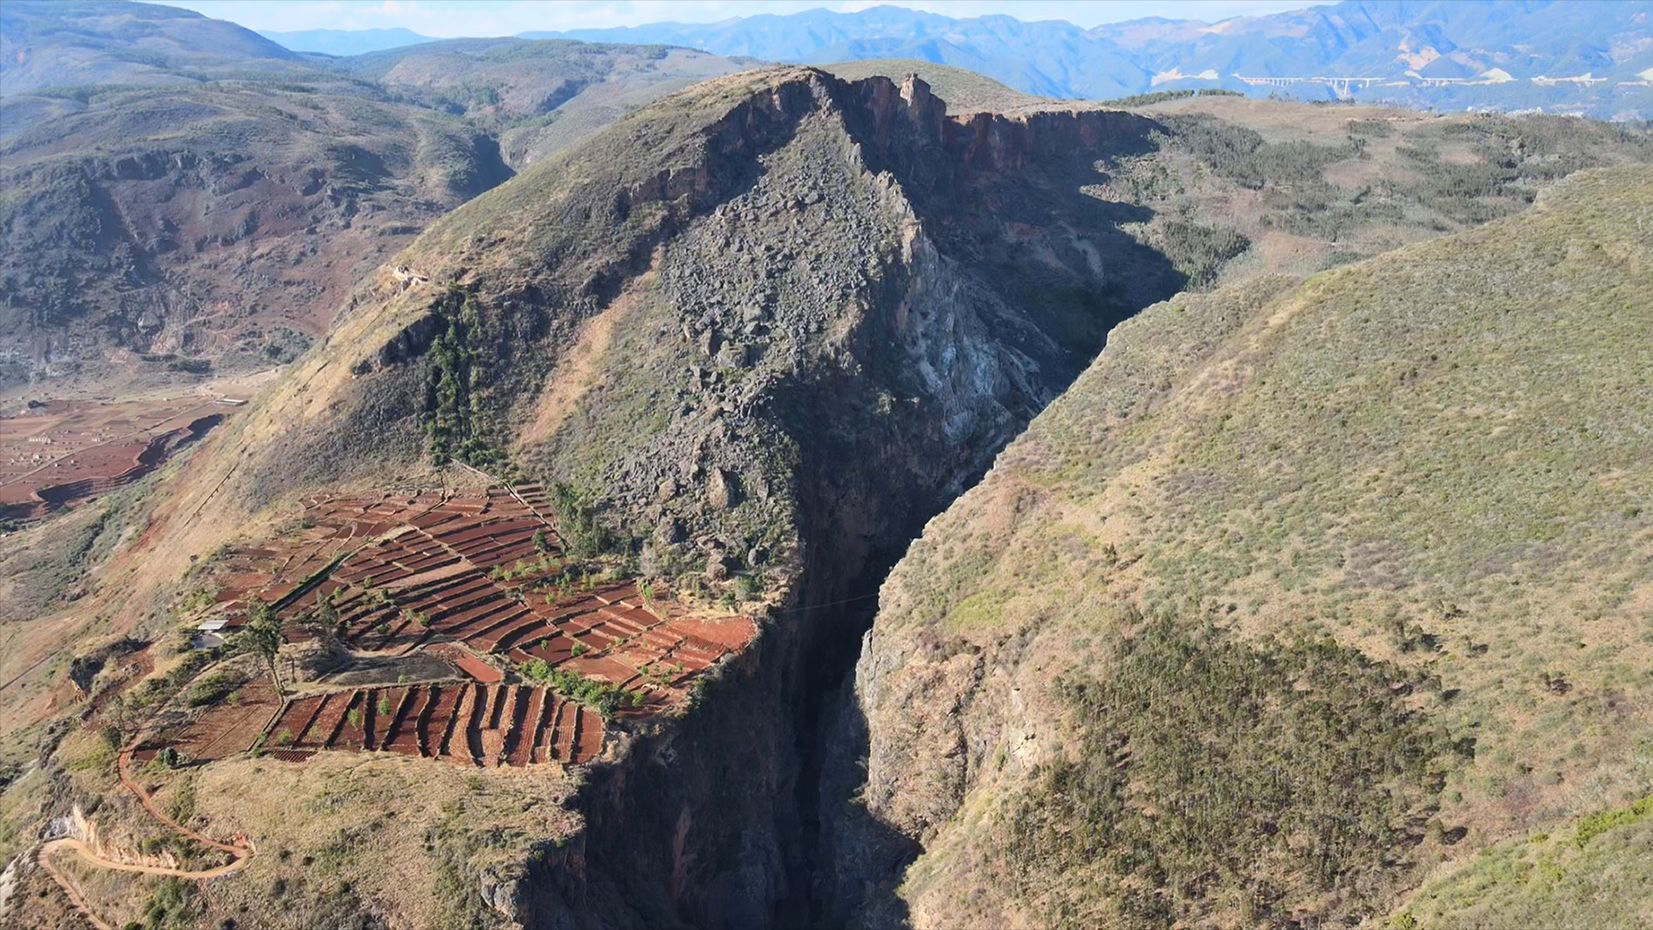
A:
1104,88,1243,108
547,481,617,559
184,669,242,707
237,599,286,697
423,285,499,467
1161,115,1357,195
517,659,644,716
1149,218,1250,288
132,875,200,930
102,649,216,740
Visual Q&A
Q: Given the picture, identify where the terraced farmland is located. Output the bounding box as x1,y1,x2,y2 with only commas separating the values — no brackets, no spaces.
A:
141,483,755,772
263,683,605,766
0,397,235,523
131,677,282,766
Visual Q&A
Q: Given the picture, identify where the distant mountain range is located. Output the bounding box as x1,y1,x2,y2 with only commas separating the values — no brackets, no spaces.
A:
0,0,310,90
259,27,435,56
535,1,1653,118
255,0,1653,119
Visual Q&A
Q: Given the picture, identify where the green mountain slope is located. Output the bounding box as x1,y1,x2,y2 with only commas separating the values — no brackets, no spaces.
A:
843,165,1653,928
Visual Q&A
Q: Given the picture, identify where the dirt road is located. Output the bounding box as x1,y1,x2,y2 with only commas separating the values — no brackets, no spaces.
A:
34,748,254,926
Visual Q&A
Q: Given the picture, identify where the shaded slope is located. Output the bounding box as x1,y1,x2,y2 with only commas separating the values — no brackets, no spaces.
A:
845,165,1653,928
0,81,509,384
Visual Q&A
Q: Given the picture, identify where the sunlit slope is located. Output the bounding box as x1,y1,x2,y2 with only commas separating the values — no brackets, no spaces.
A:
854,165,1653,928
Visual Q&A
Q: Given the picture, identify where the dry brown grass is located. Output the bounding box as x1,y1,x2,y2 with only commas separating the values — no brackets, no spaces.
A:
192,752,580,928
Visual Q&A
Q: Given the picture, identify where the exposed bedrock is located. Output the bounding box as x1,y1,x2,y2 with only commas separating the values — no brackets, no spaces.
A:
497,76,1179,928
208,67,1183,928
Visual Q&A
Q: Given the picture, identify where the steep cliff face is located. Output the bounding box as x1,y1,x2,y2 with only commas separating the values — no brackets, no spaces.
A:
88,67,1180,928
841,167,1653,928
176,68,1174,560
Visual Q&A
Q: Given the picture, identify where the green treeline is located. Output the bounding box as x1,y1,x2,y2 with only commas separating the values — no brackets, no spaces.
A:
423,284,496,467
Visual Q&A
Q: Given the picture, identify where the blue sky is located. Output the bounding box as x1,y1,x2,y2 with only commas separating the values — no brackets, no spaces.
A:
165,1,1327,36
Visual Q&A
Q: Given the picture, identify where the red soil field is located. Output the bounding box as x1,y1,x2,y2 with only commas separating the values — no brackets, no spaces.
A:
0,397,235,521
423,643,505,683
264,683,604,765
132,678,281,766
148,483,756,774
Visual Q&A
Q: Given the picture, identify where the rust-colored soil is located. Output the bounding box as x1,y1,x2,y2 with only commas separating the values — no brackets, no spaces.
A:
424,642,504,683
143,483,756,775
264,682,604,765
0,397,236,521
0,394,238,521
130,678,281,765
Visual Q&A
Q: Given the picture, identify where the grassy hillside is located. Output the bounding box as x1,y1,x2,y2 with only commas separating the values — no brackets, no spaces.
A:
1397,794,1653,929
853,165,1653,928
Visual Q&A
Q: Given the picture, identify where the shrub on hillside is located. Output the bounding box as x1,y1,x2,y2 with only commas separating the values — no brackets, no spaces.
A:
1008,615,1457,927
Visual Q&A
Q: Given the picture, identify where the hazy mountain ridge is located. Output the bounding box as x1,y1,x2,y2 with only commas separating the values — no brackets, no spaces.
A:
250,1,1653,118
0,0,308,92
333,38,751,167
533,0,1653,118
260,26,436,57
0,3,746,386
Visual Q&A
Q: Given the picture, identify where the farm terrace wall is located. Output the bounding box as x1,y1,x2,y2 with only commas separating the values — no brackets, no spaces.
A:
141,485,755,774
262,683,605,766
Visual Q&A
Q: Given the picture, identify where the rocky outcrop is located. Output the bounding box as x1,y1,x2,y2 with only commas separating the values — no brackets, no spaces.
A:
96,67,1183,929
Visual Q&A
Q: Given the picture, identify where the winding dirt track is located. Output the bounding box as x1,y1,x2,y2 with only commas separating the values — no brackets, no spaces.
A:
35,749,254,926
34,843,113,930
113,749,252,860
